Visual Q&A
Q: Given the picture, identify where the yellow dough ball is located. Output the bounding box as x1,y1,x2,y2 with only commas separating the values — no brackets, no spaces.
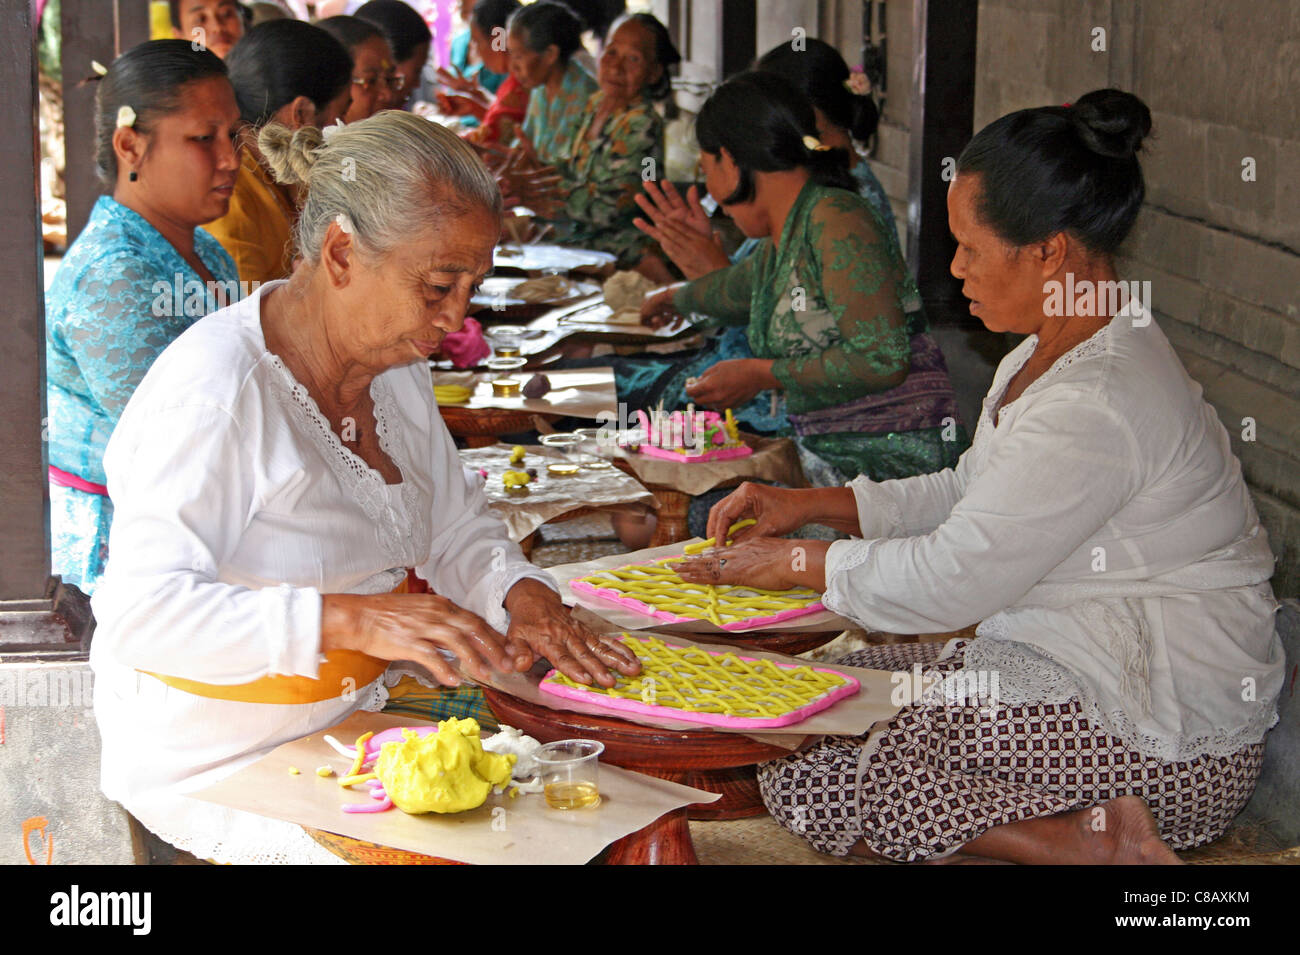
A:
376,719,516,814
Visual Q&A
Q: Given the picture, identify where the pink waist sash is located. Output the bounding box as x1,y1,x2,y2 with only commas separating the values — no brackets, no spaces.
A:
49,465,109,497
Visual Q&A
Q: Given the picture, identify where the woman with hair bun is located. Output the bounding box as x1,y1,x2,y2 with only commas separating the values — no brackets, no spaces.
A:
641,70,965,490
202,19,353,284
90,110,640,864
638,37,898,278
45,40,241,595
675,89,1283,864
507,0,597,166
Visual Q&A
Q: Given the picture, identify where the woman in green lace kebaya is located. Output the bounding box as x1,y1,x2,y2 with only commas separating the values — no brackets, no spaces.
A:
642,72,967,486
544,12,679,273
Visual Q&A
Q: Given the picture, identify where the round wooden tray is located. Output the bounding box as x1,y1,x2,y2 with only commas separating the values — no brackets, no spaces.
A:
438,405,561,447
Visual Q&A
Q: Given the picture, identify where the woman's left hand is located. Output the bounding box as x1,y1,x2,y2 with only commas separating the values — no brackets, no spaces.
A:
504,579,641,687
672,538,829,592
685,359,768,409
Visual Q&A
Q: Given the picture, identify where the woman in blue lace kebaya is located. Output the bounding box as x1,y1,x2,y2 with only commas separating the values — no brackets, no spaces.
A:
45,41,242,593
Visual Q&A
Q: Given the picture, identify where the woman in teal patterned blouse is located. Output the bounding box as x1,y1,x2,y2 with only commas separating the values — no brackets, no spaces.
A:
45,41,242,594
507,1,597,168
641,72,967,487
543,13,679,272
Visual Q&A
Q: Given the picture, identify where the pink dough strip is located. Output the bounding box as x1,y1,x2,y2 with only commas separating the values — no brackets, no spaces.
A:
569,577,824,631
637,444,752,464
538,644,859,729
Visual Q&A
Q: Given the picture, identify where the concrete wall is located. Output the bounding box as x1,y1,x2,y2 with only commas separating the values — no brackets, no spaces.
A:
972,0,1300,596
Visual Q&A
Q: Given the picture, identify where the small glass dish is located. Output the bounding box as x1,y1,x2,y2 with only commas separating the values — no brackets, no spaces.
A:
486,356,527,396
535,739,604,810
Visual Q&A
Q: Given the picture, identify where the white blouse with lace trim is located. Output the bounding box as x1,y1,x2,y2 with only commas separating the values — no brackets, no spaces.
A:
823,312,1283,763
90,280,555,864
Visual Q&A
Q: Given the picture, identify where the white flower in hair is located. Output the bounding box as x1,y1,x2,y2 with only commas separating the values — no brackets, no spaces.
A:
322,118,346,143
334,213,354,235
116,105,137,129
91,60,108,76
802,134,830,152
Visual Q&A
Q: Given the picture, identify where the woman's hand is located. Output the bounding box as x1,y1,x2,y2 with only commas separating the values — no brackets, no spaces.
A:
640,283,688,330
503,578,641,687
685,358,773,409
702,481,811,545
321,592,531,687
437,90,489,120
435,65,480,96
633,181,729,279
672,537,831,592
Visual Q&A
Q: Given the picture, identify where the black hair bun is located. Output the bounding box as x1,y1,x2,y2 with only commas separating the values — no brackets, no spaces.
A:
1070,88,1151,160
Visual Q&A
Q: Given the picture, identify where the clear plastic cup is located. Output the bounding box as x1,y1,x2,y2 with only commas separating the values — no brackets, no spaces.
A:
572,427,614,469
535,739,604,810
486,356,527,396
487,325,526,358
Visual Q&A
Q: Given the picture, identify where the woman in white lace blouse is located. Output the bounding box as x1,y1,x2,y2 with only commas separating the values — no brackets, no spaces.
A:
90,111,639,864
676,89,1283,864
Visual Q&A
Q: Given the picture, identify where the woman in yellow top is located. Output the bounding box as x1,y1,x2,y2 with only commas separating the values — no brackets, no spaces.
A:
203,20,353,284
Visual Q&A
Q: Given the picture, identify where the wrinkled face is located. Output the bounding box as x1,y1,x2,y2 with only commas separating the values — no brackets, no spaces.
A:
344,35,398,122
947,172,1049,335
129,75,241,226
599,19,661,106
506,27,558,89
344,205,499,369
175,0,244,59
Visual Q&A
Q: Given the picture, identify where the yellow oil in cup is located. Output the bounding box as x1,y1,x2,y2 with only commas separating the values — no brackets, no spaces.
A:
491,377,521,397
536,739,604,810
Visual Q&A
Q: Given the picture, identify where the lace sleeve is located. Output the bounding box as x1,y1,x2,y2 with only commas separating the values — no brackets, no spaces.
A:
672,251,757,326
57,251,196,426
771,192,912,408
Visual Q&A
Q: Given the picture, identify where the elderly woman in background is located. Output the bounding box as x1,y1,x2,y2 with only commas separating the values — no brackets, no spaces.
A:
46,41,240,595
91,111,640,865
544,12,679,274
677,89,1283,865
317,15,400,123
507,0,597,166
203,19,353,284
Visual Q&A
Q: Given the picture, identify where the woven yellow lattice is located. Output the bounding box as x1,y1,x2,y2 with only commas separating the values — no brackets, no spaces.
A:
576,557,820,627
549,634,850,719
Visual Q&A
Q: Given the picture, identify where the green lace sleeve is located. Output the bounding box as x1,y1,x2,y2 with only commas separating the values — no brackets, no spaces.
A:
671,250,758,326
771,192,912,409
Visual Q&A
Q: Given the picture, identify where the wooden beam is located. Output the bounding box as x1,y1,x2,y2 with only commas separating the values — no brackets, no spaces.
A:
61,0,150,244
906,0,978,326
718,0,755,80
0,0,92,650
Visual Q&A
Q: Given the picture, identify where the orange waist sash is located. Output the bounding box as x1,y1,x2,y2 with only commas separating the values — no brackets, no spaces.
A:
140,575,413,705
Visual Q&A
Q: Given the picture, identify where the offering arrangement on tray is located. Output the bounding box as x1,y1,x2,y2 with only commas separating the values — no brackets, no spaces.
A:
540,634,859,729
633,406,752,464
569,523,824,630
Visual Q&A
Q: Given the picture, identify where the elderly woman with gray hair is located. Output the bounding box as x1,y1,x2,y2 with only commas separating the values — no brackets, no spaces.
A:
89,111,640,864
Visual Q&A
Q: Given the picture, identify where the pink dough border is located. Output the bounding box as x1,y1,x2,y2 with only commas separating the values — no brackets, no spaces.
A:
570,574,824,631
538,640,859,729
637,443,753,464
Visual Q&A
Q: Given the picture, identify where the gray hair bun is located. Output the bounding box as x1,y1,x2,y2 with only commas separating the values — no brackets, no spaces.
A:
258,122,325,186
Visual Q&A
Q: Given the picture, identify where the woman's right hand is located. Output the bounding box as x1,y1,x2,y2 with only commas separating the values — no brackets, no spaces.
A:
633,181,730,279
704,482,810,545
640,283,687,329
320,593,533,687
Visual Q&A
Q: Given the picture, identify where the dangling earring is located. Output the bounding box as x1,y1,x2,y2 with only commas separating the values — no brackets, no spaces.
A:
128,170,138,182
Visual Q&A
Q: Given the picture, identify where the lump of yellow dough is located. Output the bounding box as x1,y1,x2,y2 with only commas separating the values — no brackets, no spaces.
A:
376,719,517,814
